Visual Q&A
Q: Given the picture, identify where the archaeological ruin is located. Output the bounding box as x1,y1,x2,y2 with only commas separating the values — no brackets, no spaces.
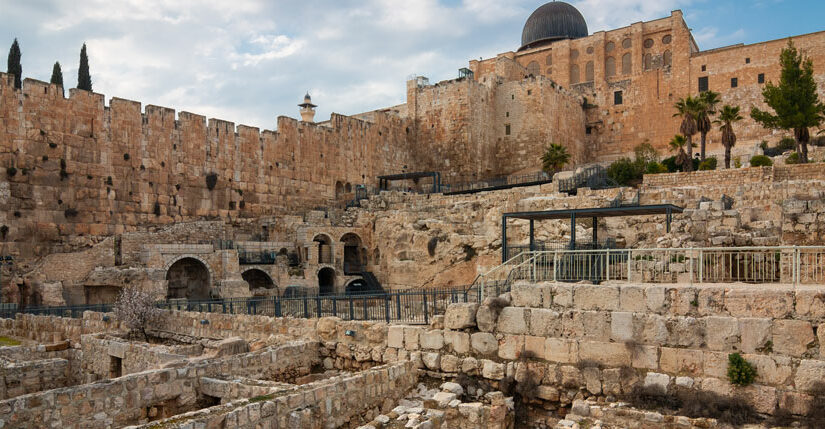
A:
1,1,825,427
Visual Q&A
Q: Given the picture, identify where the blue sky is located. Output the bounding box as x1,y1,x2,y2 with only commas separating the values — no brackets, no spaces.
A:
1,0,823,130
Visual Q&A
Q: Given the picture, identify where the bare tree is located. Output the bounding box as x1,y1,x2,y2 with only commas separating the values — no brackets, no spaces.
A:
113,287,161,340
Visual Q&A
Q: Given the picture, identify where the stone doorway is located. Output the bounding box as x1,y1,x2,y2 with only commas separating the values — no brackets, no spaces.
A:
242,269,277,292
318,267,335,296
166,257,211,300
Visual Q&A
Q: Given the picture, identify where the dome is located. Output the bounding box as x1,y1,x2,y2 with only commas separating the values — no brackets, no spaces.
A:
520,1,588,51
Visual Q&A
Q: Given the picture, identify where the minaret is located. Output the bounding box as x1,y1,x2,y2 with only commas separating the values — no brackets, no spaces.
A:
298,93,317,123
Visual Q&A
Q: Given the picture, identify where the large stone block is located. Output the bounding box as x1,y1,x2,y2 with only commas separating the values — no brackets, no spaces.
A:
404,327,422,351
422,352,441,370
420,330,444,350
387,325,405,349
725,289,793,319
476,298,504,332
545,338,578,364
444,303,478,330
705,316,740,351
795,360,825,393
443,330,470,354
666,316,704,348
697,287,726,316
739,318,772,354
528,308,560,337
743,354,792,386
497,307,529,335
481,360,505,380
462,357,479,374
471,332,498,356
630,345,659,370
659,347,702,376
610,311,633,343
619,286,646,312
549,284,573,307
582,311,611,341
645,286,667,313
510,283,543,308
578,341,631,367
772,320,814,357
498,335,524,360
573,286,619,311
524,335,545,360
795,289,825,318
819,324,825,359
702,351,728,378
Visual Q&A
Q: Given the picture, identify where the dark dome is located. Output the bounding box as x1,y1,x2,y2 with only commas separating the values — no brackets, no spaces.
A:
520,2,588,51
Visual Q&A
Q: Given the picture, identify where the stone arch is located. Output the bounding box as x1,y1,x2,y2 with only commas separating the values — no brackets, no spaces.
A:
318,267,336,296
340,232,364,274
621,53,632,75
313,234,333,264
345,183,352,193
373,248,381,264
526,61,540,76
335,181,344,199
644,53,653,70
584,61,594,82
545,55,552,66
165,256,212,300
663,50,672,67
622,38,632,49
242,268,277,291
345,278,370,295
605,56,616,78
570,64,580,84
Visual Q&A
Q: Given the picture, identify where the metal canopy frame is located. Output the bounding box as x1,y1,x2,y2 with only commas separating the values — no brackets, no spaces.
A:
500,204,683,262
377,171,442,193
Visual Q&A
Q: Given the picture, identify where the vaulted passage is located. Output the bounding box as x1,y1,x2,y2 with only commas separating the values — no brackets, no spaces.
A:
242,269,276,291
318,267,335,296
341,233,365,274
166,258,210,300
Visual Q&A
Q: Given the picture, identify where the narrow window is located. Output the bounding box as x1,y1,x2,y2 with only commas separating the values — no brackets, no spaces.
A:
758,73,765,84
511,94,514,100
505,124,511,135
614,90,623,105
505,112,509,118
698,76,709,92
110,356,122,378
731,77,738,88
586,126,593,135
701,65,707,72
527,89,532,95
745,58,750,64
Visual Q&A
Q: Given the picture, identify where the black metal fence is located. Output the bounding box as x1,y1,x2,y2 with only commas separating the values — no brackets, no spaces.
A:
3,286,482,325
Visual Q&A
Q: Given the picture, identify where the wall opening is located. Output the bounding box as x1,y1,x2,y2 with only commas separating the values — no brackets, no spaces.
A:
614,91,623,105
109,356,122,378
166,257,210,300
698,76,709,92
318,267,335,296
242,269,276,291
313,234,333,264
341,233,364,274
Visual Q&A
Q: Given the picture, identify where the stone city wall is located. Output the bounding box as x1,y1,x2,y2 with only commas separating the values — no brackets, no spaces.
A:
132,361,418,429
0,340,319,428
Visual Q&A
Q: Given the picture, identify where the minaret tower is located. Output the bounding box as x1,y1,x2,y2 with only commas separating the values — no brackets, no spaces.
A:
298,93,317,123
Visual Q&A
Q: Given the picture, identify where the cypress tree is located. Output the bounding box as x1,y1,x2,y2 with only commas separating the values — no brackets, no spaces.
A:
77,43,92,91
50,61,63,94
6,38,22,89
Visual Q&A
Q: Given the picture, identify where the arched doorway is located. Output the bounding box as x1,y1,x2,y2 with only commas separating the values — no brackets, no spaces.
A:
313,234,333,264
340,233,364,274
335,181,344,199
166,257,210,300
318,267,336,296
242,269,276,292
345,278,369,295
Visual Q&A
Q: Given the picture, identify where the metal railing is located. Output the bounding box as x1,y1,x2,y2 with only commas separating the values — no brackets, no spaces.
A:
3,286,478,325
443,171,551,195
478,246,825,294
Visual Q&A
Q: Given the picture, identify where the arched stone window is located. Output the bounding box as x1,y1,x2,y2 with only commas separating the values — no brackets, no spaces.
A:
526,61,540,76
662,34,672,44
545,55,553,65
585,61,594,82
570,64,580,84
606,42,615,53
586,46,594,55
605,56,616,78
622,38,632,49
644,38,654,49
621,53,632,75
663,50,672,67
644,53,653,70
571,49,579,60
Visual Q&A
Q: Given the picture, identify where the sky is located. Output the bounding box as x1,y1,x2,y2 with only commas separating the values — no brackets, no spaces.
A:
1,0,823,130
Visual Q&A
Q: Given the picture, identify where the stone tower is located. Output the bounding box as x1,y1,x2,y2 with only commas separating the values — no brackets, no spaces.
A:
298,93,317,123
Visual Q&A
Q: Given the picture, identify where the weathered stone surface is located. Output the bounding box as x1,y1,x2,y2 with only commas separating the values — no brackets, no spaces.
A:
510,283,543,308
643,372,670,394
523,335,545,360
528,309,560,337
496,307,528,335
659,347,702,376
744,354,793,386
420,330,444,350
498,335,524,360
619,286,646,313
582,366,601,394
610,311,633,343
578,341,631,367
440,354,460,373
470,332,498,356
725,289,793,318
772,320,814,357
705,316,740,351
794,360,825,393
573,286,619,311
630,345,659,370
443,330,470,354
404,327,421,351
739,318,772,354
476,298,504,333
481,360,505,380
387,326,405,349
422,352,441,370
444,303,478,330
545,338,578,364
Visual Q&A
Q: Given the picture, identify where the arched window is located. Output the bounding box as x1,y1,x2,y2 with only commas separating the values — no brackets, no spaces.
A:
526,61,540,76
663,50,672,67
622,38,632,49
605,56,616,78
571,49,579,60
586,46,594,55
662,34,672,44
545,55,553,66
644,53,652,70
585,61,594,82
570,64,580,84
644,38,654,49
621,53,632,75
606,42,615,53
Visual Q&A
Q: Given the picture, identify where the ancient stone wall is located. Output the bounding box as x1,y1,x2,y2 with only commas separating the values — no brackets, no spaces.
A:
0,357,72,401
0,312,122,344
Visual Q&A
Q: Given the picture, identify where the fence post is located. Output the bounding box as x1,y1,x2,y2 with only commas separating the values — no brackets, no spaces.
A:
332,297,337,317
532,255,537,282
303,296,309,318
385,296,390,323
698,249,703,283
275,296,281,317
627,250,632,283
423,291,429,325
362,296,368,320
606,249,610,282
349,295,354,320
794,246,800,286
396,293,402,319
316,295,322,318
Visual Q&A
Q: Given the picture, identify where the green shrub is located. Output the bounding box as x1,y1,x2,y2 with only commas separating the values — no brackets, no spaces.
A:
607,157,643,185
750,155,773,167
733,157,742,168
634,142,659,164
6,167,17,177
778,137,796,151
785,152,800,164
727,353,757,386
662,155,699,172
645,161,668,174
698,157,717,171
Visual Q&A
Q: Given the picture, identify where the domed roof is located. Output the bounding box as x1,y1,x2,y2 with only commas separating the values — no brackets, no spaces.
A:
520,1,588,51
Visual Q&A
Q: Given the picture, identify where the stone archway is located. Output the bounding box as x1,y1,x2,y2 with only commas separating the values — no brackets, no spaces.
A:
345,278,369,295
165,257,211,300
340,233,363,274
242,268,277,292
313,234,333,264
318,267,336,296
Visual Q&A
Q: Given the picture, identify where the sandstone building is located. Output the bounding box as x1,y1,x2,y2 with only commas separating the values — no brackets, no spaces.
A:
1,2,824,305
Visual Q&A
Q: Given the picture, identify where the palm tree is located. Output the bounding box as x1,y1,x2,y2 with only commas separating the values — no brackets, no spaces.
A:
697,91,721,161
714,105,744,169
541,143,571,176
673,96,702,171
669,134,691,171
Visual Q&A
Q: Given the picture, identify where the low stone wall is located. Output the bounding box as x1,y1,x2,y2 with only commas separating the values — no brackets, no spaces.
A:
0,341,319,428
147,310,318,342
131,361,418,429
0,358,72,401
0,312,123,344
641,164,825,189
80,334,188,380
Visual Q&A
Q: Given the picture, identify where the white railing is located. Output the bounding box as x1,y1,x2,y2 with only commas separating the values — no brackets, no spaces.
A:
479,246,825,295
